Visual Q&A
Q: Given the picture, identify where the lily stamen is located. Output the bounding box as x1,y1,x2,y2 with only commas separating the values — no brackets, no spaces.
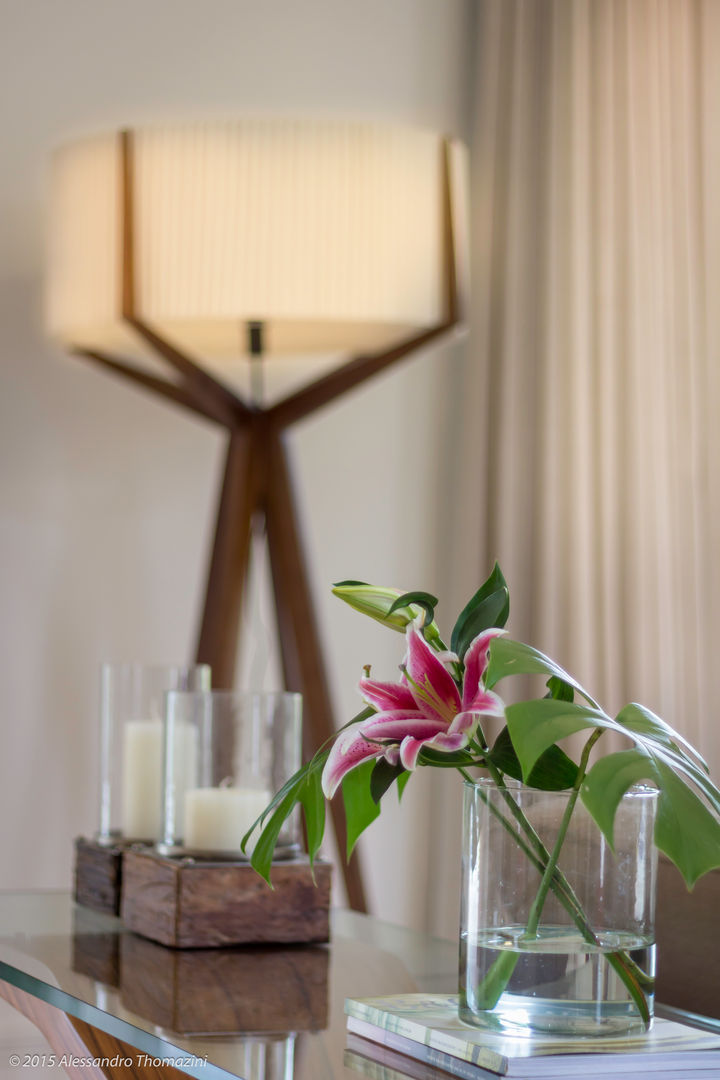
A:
401,664,455,723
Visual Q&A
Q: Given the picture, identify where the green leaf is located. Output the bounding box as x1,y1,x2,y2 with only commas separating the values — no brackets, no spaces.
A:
242,759,317,851
397,770,412,801
244,754,330,885
297,767,326,869
487,727,522,777
580,749,655,850
650,742,720,817
370,758,407,804
454,586,510,662
388,590,438,628
617,703,710,774
490,726,579,790
451,567,510,660
614,705,720,816
417,746,480,768
546,676,575,702
243,706,379,880
485,638,597,706
453,587,509,660
528,747,579,790
248,783,305,886
243,747,334,883
581,749,720,889
652,761,720,887
342,760,381,859
505,698,610,780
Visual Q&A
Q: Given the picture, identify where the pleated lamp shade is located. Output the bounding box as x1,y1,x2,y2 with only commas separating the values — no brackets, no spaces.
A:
46,118,465,362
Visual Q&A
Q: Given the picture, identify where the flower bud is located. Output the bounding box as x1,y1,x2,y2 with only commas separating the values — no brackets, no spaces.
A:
332,582,441,642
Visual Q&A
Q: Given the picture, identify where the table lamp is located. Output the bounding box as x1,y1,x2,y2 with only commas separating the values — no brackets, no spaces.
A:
46,118,466,912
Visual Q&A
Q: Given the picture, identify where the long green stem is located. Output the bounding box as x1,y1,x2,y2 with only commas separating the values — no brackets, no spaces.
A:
471,735,554,863
523,729,602,939
462,768,590,925
469,733,612,940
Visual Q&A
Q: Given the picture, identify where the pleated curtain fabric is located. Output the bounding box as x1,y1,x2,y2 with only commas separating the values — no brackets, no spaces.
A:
426,0,720,938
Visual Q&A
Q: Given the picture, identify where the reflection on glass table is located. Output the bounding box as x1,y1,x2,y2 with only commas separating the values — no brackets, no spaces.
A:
0,892,453,1079
0,893,717,1080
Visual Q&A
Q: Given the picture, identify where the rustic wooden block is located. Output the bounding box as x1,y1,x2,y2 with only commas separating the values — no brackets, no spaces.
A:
120,849,332,948
119,931,329,1033
73,836,125,916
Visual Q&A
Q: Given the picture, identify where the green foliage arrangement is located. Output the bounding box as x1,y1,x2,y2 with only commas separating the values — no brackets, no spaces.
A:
243,565,720,1021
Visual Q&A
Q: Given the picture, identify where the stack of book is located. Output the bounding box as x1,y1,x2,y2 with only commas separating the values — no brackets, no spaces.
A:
344,994,720,1080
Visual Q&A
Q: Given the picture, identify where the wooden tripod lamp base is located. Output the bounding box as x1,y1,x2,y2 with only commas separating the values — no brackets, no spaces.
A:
46,119,465,914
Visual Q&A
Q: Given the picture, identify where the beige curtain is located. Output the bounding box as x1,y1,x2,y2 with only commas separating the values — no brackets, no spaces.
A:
427,0,720,938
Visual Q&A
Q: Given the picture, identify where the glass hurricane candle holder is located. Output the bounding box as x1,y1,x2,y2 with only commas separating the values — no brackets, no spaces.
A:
98,663,211,844
160,690,302,859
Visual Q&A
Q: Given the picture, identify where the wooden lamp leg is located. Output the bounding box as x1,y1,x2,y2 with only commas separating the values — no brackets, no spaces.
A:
189,409,369,912
194,429,255,688
265,428,368,913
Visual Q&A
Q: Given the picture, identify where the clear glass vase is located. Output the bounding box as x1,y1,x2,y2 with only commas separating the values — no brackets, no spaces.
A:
459,779,658,1037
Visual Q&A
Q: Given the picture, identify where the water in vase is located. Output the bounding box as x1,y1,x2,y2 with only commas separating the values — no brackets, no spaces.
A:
459,925,655,1036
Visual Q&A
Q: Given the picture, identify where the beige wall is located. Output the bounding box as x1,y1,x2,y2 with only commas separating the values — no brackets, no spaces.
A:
0,0,476,928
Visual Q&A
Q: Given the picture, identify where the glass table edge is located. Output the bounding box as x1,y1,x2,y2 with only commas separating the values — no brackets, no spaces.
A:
0,959,238,1080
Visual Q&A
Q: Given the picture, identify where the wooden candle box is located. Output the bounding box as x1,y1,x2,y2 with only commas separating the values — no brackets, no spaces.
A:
74,836,128,916
119,931,329,1033
120,848,332,948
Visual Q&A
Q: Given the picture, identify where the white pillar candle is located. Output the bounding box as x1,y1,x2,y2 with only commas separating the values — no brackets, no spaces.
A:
121,719,163,840
121,719,199,840
183,787,271,852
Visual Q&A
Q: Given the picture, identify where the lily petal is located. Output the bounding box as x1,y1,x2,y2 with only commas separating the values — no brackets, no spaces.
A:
321,710,447,798
404,624,462,724
399,729,470,770
384,745,400,766
454,691,506,736
399,736,426,771
447,708,482,736
322,730,385,799
462,628,506,710
429,730,473,751
360,712,447,741
360,677,416,713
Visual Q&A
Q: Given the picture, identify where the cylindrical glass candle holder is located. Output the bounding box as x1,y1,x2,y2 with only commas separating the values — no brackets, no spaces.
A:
160,690,302,859
98,663,211,844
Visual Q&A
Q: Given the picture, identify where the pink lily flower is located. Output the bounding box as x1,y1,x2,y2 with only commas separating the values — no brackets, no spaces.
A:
322,624,505,798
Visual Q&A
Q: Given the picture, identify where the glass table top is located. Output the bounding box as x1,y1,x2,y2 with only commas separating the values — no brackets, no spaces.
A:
0,892,460,1080
0,892,717,1080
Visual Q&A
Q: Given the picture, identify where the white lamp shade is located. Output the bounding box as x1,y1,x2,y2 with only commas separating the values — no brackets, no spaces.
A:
46,118,466,360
